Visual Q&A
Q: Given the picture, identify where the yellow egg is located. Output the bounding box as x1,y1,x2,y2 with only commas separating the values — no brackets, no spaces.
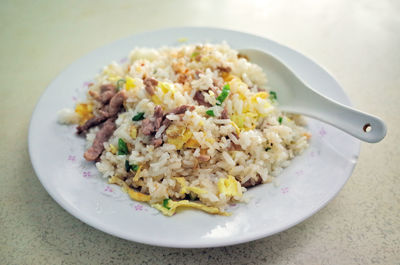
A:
109,176,150,202
132,165,142,182
109,144,117,154
130,125,137,139
175,177,207,195
231,114,245,129
184,137,200,148
75,103,93,124
218,175,242,197
151,95,162,105
152,200,230,216
167,127,192,150
125,77,136,91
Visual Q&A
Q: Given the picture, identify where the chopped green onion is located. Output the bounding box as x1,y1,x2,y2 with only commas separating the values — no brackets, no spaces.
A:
116,79,126,91
269,91,277,100
125,160,130,171
118,138,129,155
132,112,145,121
206,110,215,117
265,147,271,152
125,160,138,172
163,198,171,209
191,51,200,58
216,84,230,105
278,117,283,124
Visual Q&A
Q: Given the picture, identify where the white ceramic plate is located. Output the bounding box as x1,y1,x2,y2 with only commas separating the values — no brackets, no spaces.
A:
29,27,360,248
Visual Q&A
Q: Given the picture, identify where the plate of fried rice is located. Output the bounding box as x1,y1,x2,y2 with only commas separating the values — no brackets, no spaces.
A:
29,27,360,247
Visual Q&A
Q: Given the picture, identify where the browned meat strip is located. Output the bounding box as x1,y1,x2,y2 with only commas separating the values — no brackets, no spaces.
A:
76,115,107,134
217,66,232,73
140,105,195,146
99,91,126,117
88,84,116,104
242,175,262,188
160,104,195,130
141,118,155,135
77,91,125,135
83,119,116,161
160,105,194,130
144,77,158,96
161,118,172,128
99,84,117,103
193,91,211,107
170,105,195,115
220,108,229,119
153,105,164,130
140,105,165,136
106,91,125,116
197,154,211,162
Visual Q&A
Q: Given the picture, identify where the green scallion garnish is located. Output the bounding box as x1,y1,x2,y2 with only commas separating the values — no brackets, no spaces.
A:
118,138,129,155
125,160,130,171
125,160,138,172
116,79,126,91
269,91,277,101
191,51,200,58
278,117,283,124
132,112,145,121
206,110,215,117
216,84,230,105
163,198,171,209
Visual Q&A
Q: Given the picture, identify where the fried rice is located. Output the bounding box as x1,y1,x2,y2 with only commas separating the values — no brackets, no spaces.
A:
58,43,310,216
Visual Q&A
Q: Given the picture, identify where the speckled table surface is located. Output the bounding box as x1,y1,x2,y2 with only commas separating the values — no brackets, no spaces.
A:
1,0,399,264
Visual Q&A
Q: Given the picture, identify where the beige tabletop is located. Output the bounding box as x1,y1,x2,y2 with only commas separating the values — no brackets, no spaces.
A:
1,0,399,264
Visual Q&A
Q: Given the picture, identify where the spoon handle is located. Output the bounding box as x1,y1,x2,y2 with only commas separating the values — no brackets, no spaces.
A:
286,87,387,143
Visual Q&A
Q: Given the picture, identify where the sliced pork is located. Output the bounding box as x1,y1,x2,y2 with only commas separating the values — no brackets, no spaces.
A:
83,118,116,161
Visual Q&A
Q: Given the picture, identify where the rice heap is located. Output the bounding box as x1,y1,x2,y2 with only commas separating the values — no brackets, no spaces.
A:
58,43,310,216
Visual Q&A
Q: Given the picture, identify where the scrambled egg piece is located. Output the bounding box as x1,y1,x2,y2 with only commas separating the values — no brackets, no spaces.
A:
109,176,150,202
184,137,200,148
130,125,137,139
75,103,93,124
150,82,176,105
166,125,193,150
109,144,117,154
132,165,142,182
151,95,162,105
175,177,207,195
218,175,242,197
158,82,175,94
226,76,273,130
125,76,136,91
152,200,230,216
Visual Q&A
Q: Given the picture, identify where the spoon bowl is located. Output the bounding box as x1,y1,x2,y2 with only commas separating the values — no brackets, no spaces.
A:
240,48,387,143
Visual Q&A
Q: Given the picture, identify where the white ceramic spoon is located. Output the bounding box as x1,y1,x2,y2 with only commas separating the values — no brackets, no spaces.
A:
240,48,387,143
